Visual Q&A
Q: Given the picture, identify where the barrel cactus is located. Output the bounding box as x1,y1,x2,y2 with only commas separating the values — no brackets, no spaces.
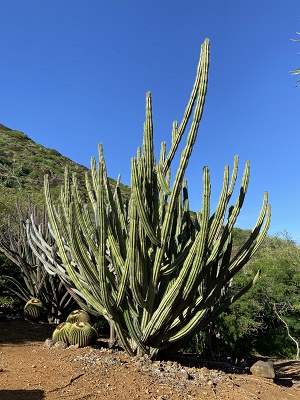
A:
24,298,44,321
68,321,98,347
66,309,91,324
52,321,73,343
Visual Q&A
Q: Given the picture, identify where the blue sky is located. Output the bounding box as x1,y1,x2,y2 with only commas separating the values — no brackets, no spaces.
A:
0,1,300,241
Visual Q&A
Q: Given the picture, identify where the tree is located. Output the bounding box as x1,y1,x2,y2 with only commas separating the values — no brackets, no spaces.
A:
218,232,300,358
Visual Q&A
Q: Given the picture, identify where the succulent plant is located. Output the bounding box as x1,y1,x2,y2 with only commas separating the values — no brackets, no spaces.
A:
68,321,98,347
52,321,73,343
24,298,44,321
27,39,271,358
0,199,78,324
66,309,91,324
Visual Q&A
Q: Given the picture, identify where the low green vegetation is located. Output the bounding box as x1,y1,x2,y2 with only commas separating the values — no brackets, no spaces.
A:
218,231,300,358
0,125,88,224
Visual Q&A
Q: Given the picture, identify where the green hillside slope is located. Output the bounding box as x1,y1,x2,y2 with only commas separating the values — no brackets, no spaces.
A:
0,123,89,220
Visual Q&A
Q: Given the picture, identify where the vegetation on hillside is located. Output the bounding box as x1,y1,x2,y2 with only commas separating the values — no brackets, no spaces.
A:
218,231,300,358
0,124,87,221
0,124,130,223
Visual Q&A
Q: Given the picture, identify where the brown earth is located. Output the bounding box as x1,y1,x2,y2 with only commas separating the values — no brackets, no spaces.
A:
1,318,300,400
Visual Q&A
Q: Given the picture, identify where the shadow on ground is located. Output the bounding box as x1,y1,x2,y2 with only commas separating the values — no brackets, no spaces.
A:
0,318,55,345
0,390,44,400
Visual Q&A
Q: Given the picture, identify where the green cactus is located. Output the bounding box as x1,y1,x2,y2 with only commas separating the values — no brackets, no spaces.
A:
27,38,271,358
68,321,98,347
0,199,78,323
24,298,44,321
66,309,91,324
52,321,72,343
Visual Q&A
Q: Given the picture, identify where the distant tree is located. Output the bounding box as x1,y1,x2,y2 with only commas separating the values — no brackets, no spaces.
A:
217,232,300,358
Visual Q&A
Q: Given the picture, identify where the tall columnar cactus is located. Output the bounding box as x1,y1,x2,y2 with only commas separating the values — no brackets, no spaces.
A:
27,39,271,357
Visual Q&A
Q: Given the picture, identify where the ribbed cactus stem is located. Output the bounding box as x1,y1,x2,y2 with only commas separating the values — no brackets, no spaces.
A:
28,38,271,358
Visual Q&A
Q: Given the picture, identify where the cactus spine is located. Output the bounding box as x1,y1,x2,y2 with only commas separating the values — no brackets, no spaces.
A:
27,38,271,357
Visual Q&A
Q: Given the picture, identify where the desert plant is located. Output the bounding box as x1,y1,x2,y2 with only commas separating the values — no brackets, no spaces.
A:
27,38,271,358
52,321,73,343
0,199,78,323
66,309,91,324
68,321,98,347
218,232,300,358
24,298,44,321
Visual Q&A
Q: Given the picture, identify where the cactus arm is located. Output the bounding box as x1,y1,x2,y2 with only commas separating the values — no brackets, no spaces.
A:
113,175,128,237
145,39,210,321
131,158,160,246
227,154,239,197
205,160,250,266
98,144,127,258
228,200,271,279
44,175,107,316
144,92,154,190
26,218,69,279
123,305,147,355
127,197,148,308
167,269,261,345
207,164,230,247
94,161,115,317
107,225,125,275
162,39,209,175
142,168,211,341
156,164,171,195
181,167,210,300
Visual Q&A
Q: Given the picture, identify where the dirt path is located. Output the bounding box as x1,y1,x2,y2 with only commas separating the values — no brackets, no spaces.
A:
1,318,300,399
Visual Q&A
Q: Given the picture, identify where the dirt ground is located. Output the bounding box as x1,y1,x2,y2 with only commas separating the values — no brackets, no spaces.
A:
1,317,300,400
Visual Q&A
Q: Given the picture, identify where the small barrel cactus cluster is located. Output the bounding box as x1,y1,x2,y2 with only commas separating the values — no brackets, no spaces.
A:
51,309,98,347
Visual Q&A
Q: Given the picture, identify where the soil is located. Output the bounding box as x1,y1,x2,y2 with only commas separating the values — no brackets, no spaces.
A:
1,317,300,400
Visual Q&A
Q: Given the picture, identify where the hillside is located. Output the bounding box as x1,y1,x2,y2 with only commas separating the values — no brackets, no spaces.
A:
0,123,130,221
0,123,88,217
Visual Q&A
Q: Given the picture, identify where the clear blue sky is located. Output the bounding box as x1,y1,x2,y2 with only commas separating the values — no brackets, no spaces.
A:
0,1,299,241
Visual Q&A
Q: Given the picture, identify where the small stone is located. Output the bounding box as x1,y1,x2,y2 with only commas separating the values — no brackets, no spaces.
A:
152,361,161,367
54,341,68,349
44,338,56,348
250,360,275,379
179,369,190,380
68,343,80,349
